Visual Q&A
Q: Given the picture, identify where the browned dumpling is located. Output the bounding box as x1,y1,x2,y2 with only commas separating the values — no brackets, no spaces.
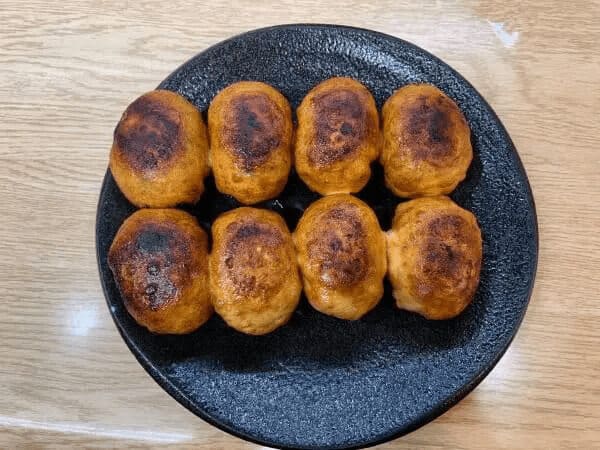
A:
110,90,209,207
293,194,387,320
108,209,212,334
208,81,293,204
209,208,302,335
381,84,472,198
386,196,482,319
294,77,380,195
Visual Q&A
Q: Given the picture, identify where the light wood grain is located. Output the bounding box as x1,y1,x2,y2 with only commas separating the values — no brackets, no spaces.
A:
1,0,599,448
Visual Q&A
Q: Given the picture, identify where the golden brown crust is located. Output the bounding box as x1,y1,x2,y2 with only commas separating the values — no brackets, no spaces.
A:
381,84,472,198
208,82,293,204
386,196,482,319
108,209,212,334
295,77,380,195
110,90,210,208
209,207,301,335
293,195,387,320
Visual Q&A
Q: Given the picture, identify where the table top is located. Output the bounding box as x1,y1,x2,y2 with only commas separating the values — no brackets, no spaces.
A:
1,1,599,448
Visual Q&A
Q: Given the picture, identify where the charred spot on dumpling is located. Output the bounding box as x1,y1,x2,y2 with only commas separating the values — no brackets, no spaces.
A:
222,220,284,295
231,222,266,241
420,214,477,285
114,94,183,173
427,214,467,240
108,222,192,311
307,205,369,288
222,94,283,172
309,89,368,166
136,229,171,253
422,240,463,282
405,94,454,163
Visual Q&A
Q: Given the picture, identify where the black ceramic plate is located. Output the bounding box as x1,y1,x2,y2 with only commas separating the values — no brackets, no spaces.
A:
96,24,538,450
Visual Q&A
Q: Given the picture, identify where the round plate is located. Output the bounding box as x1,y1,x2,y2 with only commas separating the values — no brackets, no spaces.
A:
96,24,538,450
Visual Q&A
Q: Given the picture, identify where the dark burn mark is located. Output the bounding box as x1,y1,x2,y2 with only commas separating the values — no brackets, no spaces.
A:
340,122,353,135
405,95,454,162
222,220,284,295
423,242,461,281
246,112,260,129
443,244,456,261
422,215,470,281
329,237,342,251
427,109,447,143
309,90,368,166
223,94,283,172
307,206,369,287
232,223,264,240
114,95,182,173
137,229,170,253
109,222,192,311
428,214,466,240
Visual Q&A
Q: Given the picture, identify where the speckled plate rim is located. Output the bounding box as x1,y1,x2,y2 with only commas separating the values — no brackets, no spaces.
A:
96,23,538,450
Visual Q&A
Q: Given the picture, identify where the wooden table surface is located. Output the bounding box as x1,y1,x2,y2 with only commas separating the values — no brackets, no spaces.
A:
1,0,599,448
